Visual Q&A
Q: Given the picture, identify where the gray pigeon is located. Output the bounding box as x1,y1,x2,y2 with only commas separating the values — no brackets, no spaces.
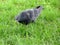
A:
15,6,43,25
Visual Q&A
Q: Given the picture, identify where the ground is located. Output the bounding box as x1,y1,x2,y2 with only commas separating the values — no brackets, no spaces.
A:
0,0,60,45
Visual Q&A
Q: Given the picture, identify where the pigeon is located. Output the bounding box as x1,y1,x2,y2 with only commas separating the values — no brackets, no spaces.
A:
15,6,43,25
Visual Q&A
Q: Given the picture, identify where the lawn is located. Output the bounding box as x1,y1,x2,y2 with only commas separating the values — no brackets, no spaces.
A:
0,0,60,45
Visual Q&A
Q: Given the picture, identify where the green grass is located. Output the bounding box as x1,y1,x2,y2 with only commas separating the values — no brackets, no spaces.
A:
0,0,60,45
